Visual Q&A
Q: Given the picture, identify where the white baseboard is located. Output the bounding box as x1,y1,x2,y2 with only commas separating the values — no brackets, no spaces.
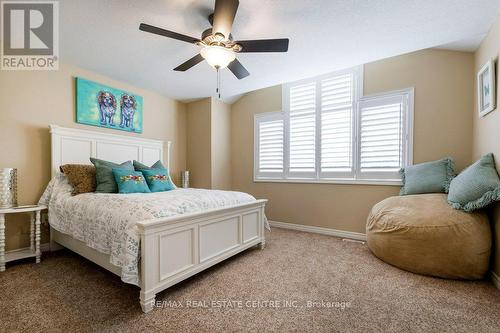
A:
269,220,366,241
492,271,500,291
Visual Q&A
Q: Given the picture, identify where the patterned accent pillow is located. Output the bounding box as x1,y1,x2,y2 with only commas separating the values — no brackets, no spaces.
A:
112,169,151,194
59,164,96,195
448,153,500,211
90,158,134,193
134,160,177,189
141,168,176,192
399,158,455,195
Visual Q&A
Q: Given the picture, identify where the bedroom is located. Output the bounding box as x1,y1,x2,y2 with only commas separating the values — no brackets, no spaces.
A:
0,0,499,332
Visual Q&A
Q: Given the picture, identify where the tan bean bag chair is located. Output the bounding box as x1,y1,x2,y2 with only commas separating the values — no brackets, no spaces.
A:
366,193,491,280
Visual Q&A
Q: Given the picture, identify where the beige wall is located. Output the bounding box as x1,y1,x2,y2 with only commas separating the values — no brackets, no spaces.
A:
0,63,187,251
186,98,212,189
186,97,232,190
364,49,475,171
231,49,474,234
211,98,232,190
473,16,500,275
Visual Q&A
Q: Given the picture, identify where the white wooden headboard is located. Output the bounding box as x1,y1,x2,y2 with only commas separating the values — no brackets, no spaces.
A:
50,125,170,176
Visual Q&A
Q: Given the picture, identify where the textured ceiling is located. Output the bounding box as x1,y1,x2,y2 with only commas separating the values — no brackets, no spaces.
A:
60,0,500,102
435,33,488,52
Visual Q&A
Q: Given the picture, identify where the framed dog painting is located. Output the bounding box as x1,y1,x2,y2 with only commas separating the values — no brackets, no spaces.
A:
76,77,143,133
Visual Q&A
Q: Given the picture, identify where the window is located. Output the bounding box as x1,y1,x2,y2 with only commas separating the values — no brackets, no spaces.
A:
254,112,284,179
287,82,316,177
357,92,412,180
320,71,356,178
254,66,413,184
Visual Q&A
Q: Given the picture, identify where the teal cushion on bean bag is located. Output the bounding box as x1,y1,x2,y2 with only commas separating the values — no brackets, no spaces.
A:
141,168,176,192
112,169,151,194
448,153,500,212
400,158,455,195
90,158,134,193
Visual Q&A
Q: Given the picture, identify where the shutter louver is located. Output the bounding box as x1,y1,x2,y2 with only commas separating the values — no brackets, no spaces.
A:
289,82,316,174
359,96,405,174
320,73,354,174
257,116,284,176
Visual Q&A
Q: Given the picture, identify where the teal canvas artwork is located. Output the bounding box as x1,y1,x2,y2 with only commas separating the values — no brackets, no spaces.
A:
76,77,143,133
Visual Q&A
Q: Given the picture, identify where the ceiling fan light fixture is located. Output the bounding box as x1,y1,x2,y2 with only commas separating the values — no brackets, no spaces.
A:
200,45,236,69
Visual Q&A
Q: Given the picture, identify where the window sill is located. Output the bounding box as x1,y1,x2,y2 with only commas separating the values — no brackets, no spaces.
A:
253,178,402,186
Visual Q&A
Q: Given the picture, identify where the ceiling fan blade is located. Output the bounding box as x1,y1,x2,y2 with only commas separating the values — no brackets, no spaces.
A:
212,0,239,39
139,23,200,44
173,54,205,71
237,39,289,52
227,59,249,79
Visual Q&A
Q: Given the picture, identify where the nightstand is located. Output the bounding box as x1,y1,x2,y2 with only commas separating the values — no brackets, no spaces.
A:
0,205,47,271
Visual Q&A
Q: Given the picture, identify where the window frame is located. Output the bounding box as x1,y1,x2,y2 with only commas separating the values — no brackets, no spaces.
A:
253,66,414,186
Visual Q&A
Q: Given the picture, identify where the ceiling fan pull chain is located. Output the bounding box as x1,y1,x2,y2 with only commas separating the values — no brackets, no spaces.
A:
219,67,222,99
216,66,221,99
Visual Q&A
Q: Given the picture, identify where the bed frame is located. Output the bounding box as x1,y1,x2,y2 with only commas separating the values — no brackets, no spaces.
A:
49,125,267,313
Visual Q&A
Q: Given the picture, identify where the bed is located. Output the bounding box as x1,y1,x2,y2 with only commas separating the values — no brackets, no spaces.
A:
44,125,267,313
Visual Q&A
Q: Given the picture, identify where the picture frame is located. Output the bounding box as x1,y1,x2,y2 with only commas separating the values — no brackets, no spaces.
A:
477,59,496,117
76,77,143,133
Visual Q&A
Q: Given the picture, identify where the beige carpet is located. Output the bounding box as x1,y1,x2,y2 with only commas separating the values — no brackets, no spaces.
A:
1,228,499,332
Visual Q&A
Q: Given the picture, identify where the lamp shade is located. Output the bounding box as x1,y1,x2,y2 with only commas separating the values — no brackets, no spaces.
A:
200,45,236,69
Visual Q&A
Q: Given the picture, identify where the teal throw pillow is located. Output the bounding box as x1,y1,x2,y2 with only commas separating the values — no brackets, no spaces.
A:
400,158,455,195
112,169,151,194
133,160,166,171
448,153,500,212
141,168,176,192
90,158,134,193
133,160,177,189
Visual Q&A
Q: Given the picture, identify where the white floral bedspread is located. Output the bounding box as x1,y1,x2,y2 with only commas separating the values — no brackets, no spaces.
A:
39,173,268,286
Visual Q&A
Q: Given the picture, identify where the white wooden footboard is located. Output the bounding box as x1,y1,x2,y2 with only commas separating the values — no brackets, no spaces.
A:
137,199,267,313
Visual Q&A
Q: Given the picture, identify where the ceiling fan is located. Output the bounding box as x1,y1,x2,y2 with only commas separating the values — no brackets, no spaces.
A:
139,0,289,80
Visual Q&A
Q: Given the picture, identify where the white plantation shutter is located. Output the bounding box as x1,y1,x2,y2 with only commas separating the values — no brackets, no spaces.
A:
255,113,284,179
320,72,355,177
287,82,316,176
358,92,411,180
254,66,413,184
